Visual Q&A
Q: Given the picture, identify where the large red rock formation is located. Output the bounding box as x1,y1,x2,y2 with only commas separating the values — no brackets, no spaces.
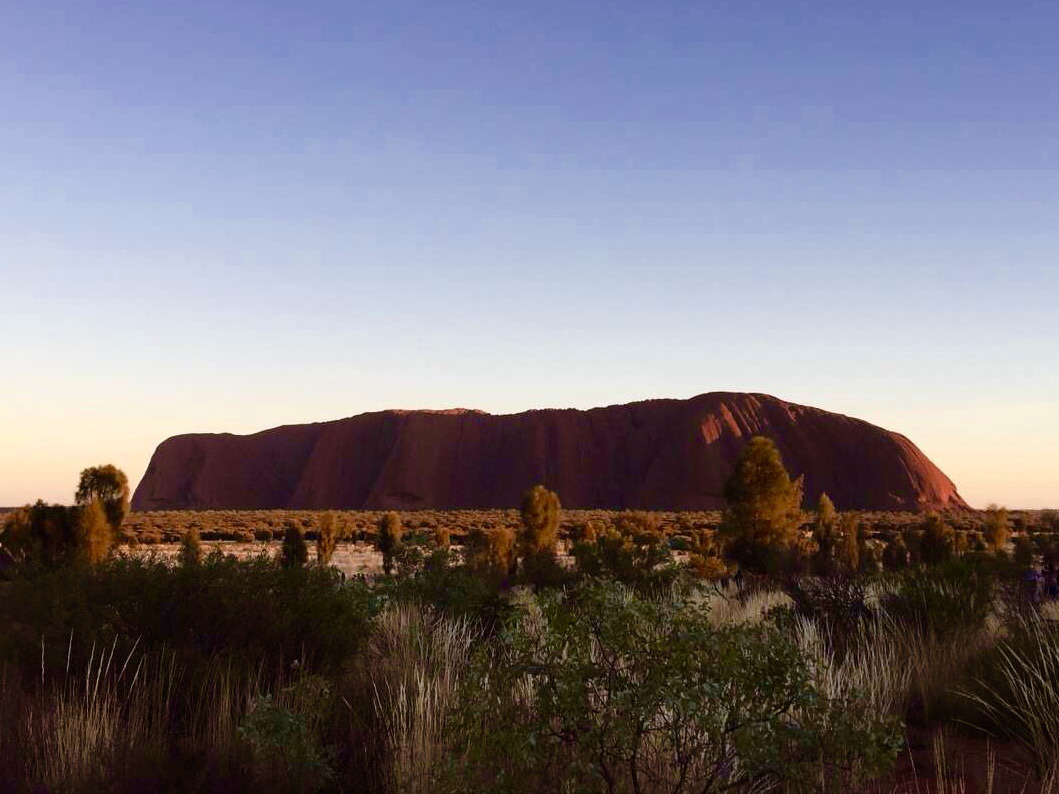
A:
131,393,967,512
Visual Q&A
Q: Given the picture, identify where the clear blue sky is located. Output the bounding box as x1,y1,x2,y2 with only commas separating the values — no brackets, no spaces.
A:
2,1,1057,508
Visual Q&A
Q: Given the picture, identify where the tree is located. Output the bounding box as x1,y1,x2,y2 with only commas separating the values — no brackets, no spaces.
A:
377,512,403,575
75,464,130,531
316,512,338,567
519,485,560,557
280,521,308,569
178,527,204,566
519,485,563,586
718,437,805,574
73,498,112,565
919,513,956,566
2,498,113,567
464,526,516,582
816,493,837,530
983,504,1011,554
810,493,840,575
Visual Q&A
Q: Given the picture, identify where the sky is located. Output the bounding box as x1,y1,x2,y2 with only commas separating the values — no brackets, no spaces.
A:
2,1,1057,509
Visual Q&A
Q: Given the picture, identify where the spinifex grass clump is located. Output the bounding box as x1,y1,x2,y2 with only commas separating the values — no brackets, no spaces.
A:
356,604,476,794
963,611,1059,780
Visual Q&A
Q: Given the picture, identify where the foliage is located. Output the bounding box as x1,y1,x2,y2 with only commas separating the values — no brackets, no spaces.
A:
519,485,562,587
518,484,560,556
178,527,204,566
0,553,377,677
919,513,957,566
882,532,910,571
811,494,860,576
377,512,404,576
570,512,673,587
74,464,130,531
281,521,309,569
718,437,805,574
433,526,451,549
0,500,112,568
1013,534,1035,568
962,612,1059,779
983,504,1011,554
878,558,996,639
74,499,113,565
462,526,515,584
782,577,872,662
686,528,730,580
315,512,338,567
442,579,900,793
239,691,334,789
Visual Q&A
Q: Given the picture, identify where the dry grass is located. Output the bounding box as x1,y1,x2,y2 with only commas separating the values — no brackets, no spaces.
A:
796,612,915,718
365,604,477,793
19,638,171,789
963,611,1059,782
700,581,792,626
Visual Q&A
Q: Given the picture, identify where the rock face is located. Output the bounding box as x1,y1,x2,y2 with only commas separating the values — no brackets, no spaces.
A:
132,393,967,512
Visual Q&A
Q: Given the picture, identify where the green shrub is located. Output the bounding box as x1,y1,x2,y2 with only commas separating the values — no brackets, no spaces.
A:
879,559,995,639
281,521,309,569
570,513,673,587
377,512,403,576
919,513,957,566
239,690,334,789
0,554,376,678
441,579,900,793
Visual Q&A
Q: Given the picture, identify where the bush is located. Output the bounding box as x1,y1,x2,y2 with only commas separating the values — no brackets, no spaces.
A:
518,485,560,556
315,513,338,567
783,577,872,662
984,504,1011,553
879,558,996,639
0,553,377,678
73,499,113,565
178,527,204,566
281,521,309,569
570,513,673,587
919,513,957,566
377,513,403,576
441,579,900,793
462,526,515,584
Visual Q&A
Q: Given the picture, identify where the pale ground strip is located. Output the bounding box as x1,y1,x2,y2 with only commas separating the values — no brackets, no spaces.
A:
132,541,385,578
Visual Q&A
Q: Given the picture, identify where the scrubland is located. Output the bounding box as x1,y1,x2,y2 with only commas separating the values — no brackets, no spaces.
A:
4,456,1059,791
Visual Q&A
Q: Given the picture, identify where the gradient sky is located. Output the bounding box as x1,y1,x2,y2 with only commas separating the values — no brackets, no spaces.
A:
2,1,1057,508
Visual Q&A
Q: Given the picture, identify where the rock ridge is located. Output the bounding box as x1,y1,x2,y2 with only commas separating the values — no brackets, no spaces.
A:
132,392,967,512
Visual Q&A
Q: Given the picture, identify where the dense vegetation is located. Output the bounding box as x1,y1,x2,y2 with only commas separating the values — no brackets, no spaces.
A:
3,445,1059,791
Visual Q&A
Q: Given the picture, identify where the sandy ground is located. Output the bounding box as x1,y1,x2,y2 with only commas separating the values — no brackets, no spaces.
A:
129,541,385,578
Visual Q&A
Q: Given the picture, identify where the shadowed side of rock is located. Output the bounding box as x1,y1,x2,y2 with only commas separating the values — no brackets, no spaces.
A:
132,393,967,512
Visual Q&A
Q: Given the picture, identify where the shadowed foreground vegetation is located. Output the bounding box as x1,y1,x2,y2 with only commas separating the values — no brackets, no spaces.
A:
3,447,1059,792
